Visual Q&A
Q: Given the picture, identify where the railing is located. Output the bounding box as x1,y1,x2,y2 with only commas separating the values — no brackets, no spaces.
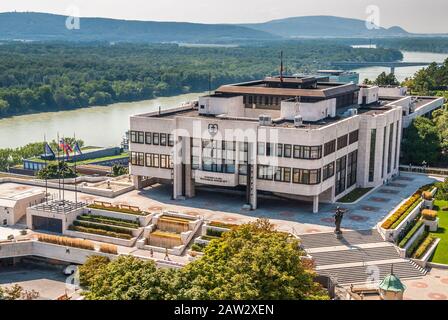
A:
399,165,448,177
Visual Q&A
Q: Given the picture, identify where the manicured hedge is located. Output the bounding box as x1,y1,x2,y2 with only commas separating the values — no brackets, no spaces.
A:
406,230,429,257
399,220,424,248
412,235,436,259
382,185,434,230
206,228,225,238
191,243,206,252
73,220,133,236
68,225,132,240
422,209,438,221
208,221,239,229
78,214,139,228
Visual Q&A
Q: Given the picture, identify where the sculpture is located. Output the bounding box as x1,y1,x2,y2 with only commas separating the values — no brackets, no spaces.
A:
334,206,345,235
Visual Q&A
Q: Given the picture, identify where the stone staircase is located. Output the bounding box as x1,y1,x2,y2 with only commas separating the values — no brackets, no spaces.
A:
299,229,427,285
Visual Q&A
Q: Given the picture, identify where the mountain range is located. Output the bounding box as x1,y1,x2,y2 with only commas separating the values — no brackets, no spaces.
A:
0,12,436,43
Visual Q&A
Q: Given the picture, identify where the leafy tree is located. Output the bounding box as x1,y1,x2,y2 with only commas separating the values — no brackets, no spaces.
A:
374,72,399,86
435,178,448,201
401,117,441,165
111,164,128,177
78,256,110,288
36,161,77,179
82,219,328,300
0,284,39,300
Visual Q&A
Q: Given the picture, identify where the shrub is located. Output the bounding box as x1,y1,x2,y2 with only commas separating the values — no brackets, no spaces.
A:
412,235,436,259
87,203,146,216
396,215,421,244
37,234,95,250
399,220,424,248
73,220,133,235
69,225,132,240
206,228,225,237
208,221,239,229
78,214,139,228
422,209,438,221
422,191,433,200
99,244,118,255
191,243,206,252
406,230,429,257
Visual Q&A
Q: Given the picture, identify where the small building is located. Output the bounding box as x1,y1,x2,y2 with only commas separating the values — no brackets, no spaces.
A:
0,190,46,226
379,271,406,300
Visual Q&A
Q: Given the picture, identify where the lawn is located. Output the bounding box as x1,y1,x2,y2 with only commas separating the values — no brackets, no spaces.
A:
429,200,448,265
338,188,373,203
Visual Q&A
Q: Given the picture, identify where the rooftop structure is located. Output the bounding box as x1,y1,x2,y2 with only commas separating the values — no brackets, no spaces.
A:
129,76,444,213
0,189,46,226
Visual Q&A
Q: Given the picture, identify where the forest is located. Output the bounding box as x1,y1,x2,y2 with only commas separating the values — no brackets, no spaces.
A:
0,41,403,117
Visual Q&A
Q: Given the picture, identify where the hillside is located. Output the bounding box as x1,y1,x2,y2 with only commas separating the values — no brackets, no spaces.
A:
242,15,410,38
0,12,278,42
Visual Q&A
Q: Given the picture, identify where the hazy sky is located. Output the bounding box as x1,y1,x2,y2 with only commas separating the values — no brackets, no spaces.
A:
0,0,447,33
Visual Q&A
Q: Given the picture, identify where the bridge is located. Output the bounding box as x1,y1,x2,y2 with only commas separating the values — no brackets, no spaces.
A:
331,61,440,74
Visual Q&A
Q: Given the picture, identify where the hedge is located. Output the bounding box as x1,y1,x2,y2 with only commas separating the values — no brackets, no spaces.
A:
208,221,239,229
412,235,436,259
68,225,132,240
406,230,429,257
87,204,147,216
206,228,225,238
381,185,433,230
73,220,133,236
422,209,438,221
78,214,139,228
399,220,424,248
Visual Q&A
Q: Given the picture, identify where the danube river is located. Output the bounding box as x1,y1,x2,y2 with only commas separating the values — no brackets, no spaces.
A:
0,51,447,149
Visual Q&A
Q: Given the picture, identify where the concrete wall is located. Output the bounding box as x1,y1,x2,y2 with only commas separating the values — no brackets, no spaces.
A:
281,99,336,121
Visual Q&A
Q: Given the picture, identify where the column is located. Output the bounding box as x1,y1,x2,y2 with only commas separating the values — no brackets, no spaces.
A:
313,194,319,213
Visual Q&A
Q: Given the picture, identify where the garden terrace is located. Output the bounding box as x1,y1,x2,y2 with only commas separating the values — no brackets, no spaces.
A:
87,201,147,216
77,214,140,229
37,233,94,250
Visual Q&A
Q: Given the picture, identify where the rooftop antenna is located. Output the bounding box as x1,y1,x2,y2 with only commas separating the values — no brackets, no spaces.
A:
280,51,284,83
57,132,61,202
74,132,78,205
208,72,212,96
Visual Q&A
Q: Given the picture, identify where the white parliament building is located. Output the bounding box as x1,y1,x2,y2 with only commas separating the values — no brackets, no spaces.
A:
129,76,444,213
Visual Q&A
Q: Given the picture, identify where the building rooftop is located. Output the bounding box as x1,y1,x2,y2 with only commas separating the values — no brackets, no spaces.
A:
31,200,85,214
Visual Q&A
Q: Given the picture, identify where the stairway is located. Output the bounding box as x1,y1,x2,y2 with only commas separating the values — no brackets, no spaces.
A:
299,229,427,285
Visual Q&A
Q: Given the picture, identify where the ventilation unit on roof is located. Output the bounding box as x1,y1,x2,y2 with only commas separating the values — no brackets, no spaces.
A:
294,115,303,127
259,115,272,126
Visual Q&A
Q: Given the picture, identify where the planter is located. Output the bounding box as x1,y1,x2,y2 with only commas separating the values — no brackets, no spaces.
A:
401,224,426,257
423,217,439,232
412,238,441,268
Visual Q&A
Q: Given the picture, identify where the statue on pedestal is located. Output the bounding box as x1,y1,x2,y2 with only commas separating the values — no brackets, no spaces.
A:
334,206,345,235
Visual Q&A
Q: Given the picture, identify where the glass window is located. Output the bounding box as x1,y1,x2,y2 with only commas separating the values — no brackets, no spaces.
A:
284,144,292,158
369,129,377,182
152,133,159,145
324,140,336,156
349,130,359,144
257,142,265,156
266,143,274,157
160,133,167,146
323,162,335,181
145,132,152,145
337,135,348,150
168,134,174,147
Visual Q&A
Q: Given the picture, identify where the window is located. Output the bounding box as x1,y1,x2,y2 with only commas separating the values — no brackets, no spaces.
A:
324,140,336,156
293,145,322,159
130,131,144,144
145,132,152,145
382,126,387,179
337,135,348,150
347,151,358,188
335,156,347,195
258,165,274,180
349,130,359,144
276,144,283,157
266,143,274,157
369,129,377,182
168,134,174,147
323,162,335,181
145,153,160,168
394,120,400,169
283,144,292,158
202,140,235,174
160,133,167,146
257,142,265,156
152,133,160,145
160,154,173,169
238,142,249,176
131,152,144,166
292,168,321,185
387,123,394,174
274,167,291,182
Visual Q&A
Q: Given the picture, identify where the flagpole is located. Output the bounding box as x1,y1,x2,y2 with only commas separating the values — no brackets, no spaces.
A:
57,132,61,202
74,133,78,205
62,136,65,204
44,134,48,203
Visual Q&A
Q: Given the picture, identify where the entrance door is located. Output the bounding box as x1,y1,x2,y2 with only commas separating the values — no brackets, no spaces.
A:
32,216,63,233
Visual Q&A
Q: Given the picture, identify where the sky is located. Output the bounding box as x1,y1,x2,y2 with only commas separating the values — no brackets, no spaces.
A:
0,0,447,34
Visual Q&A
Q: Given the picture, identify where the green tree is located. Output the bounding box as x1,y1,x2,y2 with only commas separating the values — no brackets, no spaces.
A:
401,117,441,165
111,164,128,177
78,256,110,288
36,161,77,179
374,72,399,86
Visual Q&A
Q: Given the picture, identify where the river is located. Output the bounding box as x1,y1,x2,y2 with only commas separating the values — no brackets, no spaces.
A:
0,50,447,149
0,92,205,149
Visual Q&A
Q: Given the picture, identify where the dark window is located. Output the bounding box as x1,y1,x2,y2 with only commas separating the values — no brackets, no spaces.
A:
337,135,348,150
258,165,274,180
382,126,387,179
152,133,160,145
168,134,174,147
293,145,322,159
347,151,358,188
145,153,159,168
323,162,335,181
394,121,400,169
257,142,265,156
292,168,321,185
276,144,283,157
145,132,152,145
130,131,144,144
266,143,274,157
160,133,167,146
349,130,359,144
369,129,377,182
274,167,291,182
335,156,347,195
160,154,173,169
283,144,292,158
324,140,336,156
387,123,394,174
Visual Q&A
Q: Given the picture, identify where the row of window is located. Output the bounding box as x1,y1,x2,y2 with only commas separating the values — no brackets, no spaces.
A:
130,131,174,147
130,152,173,169
257,165,323,185
257,130,359,160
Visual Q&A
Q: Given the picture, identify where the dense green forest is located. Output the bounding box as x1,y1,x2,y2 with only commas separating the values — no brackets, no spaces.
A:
0,41,402,117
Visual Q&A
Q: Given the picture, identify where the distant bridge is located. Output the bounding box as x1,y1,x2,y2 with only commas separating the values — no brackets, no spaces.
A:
331,61,441,74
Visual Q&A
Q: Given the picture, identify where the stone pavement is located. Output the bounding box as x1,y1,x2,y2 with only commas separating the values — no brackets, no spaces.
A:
403,268,448,300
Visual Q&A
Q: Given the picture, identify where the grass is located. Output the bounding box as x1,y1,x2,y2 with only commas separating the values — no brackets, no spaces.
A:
338,188,373,203
429,200,448,265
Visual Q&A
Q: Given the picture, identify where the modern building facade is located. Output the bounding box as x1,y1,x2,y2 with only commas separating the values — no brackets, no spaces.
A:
129,76,444,213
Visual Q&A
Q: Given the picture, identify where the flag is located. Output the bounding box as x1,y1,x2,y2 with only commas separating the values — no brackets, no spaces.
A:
44,143,55,157
73,142,82,155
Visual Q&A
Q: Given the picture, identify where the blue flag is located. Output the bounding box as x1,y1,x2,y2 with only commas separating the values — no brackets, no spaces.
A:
74,142,82,155
44,143,55,157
